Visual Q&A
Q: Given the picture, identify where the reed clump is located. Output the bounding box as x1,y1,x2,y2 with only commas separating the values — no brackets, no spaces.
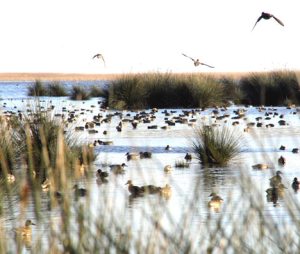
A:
239,70,300,106
89,85,108,98
70,85,91,100
193,125,242,166
27,80,47,96
0,119,15,176
175,160,190,168
9,106,94,182
47,81,67,96
28,81,67,97
108,73,227,110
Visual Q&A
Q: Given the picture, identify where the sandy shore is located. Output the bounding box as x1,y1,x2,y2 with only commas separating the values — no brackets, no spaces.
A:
0,72,122,81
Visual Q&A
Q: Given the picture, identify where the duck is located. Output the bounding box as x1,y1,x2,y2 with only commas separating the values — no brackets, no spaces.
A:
109,163,127,174
165,145,172,151
139,151,152,159
96,169,109,179
269,171,282,187
41,178,50,191
125,180,144,196
159,184,172,198
208,192,223,210
292,177,300,191
182,53,215,68
266,183,287,200
252,12,284,31
14,220,35,237
164,165,173,173
126,152,140,161
73,184,87,197
7,173,16,183
92,53,105,66
278,156,286,166
252,163,269,170
265,186,279,205
184,153,192,162
141,184,161,194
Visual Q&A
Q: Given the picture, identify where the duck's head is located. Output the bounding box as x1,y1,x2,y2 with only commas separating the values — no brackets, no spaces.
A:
125,180,132,185
276,170,283,176
121,163,128,167
25,220,35,226
209,192,217,197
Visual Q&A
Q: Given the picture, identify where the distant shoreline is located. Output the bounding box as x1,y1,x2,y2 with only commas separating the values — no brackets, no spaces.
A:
0,73,123,81
0,71,298,82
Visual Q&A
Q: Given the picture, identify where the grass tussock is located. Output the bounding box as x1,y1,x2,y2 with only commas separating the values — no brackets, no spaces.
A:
47,81,67,96
193,125,242,166
27,80,47,96
28,81,67,97
70,85,91,100
108,73,229,110
239,70,300,106
8,105,94,182
175,160,190,168
106,70,300,109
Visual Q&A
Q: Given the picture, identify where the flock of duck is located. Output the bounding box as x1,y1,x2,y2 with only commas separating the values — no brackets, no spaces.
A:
1,83,300,243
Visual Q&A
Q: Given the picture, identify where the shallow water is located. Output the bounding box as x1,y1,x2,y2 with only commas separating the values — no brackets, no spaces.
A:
1,81,300,252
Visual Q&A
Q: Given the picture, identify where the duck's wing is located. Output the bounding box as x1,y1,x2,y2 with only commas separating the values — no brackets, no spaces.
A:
92,54,99,59
99,54,106,65
252,15,263,31
272,15,284,26
182,53,196,62
200,62,215,68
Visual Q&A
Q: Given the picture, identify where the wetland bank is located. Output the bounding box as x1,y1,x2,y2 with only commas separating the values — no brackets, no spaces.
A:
1,71,300,253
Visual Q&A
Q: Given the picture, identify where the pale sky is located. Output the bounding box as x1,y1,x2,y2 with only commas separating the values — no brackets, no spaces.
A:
0,0,299,74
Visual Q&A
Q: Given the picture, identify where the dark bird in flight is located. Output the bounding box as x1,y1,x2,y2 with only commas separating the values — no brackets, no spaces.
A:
252,12,284,31
182,53,214,68
92,53,106,66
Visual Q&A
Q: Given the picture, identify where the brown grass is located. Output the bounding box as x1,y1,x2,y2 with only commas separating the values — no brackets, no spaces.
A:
0,71,261,82
0,72,122,81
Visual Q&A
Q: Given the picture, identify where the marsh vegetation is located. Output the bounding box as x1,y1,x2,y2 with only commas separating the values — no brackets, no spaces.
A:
1,73,300,253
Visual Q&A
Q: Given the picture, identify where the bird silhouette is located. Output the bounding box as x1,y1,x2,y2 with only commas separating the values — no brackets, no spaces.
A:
92,53,106,66
182,53,214,68
252,12,284,31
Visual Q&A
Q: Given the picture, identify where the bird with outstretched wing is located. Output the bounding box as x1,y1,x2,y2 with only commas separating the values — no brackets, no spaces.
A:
182,53,214,68
252,12,284,31
92,53,106,66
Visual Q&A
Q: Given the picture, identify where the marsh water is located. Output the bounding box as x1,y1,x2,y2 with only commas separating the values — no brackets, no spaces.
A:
1,81,300,252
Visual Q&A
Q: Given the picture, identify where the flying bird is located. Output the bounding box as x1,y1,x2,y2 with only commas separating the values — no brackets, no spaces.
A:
252,12,284,31
182,53,214,68
92,53,106,66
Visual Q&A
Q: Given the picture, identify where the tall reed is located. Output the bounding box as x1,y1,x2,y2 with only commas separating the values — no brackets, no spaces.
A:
239,70,300,106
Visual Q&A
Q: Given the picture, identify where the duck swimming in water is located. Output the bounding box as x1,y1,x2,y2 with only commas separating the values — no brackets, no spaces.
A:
292,177,300,191
125,180,144,196
14,220,36,237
